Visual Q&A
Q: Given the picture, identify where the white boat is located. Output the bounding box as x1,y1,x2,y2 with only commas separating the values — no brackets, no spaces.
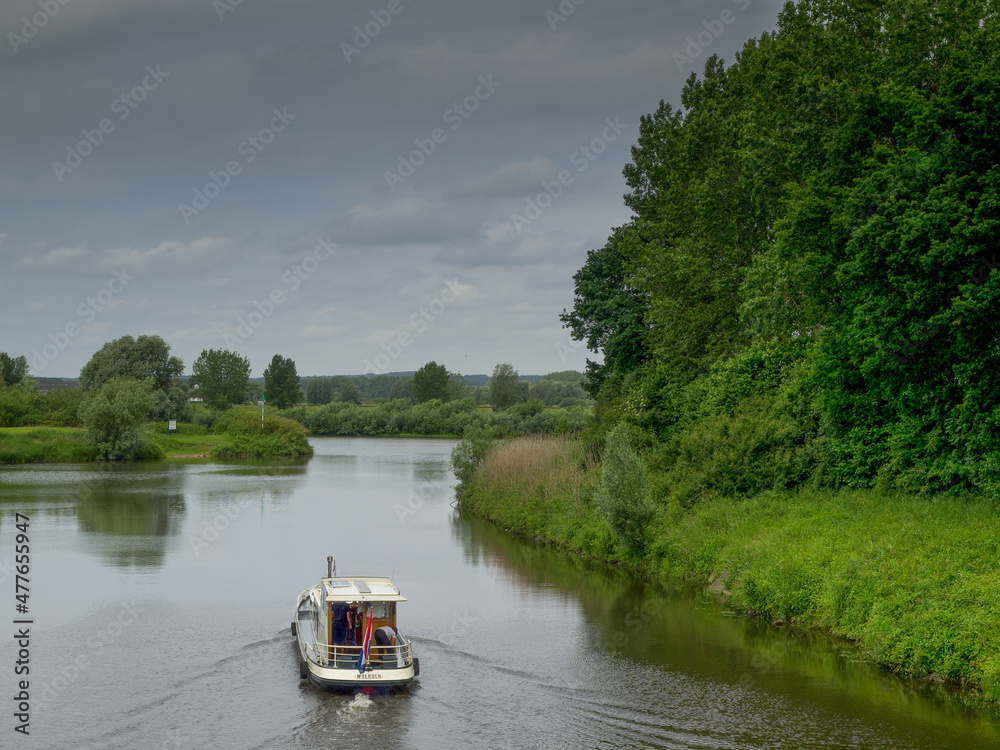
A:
293,558,418,691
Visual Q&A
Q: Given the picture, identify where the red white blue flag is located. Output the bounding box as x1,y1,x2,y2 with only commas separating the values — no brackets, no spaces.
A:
357,608,373,672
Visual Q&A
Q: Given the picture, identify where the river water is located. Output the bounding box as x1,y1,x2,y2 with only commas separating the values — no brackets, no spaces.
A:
0,437,997,749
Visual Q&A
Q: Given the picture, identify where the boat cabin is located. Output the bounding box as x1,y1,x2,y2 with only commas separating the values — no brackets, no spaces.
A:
297,576,412,672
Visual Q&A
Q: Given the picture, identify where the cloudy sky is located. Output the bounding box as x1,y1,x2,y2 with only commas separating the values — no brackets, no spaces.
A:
1,0,783,379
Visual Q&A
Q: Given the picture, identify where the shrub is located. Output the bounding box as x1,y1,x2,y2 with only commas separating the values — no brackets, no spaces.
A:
451,423,498,486
38,385,87,427
78,377,156,460
595,423,656,556
0,379,42,428
210,409,313,457
189,407,222,431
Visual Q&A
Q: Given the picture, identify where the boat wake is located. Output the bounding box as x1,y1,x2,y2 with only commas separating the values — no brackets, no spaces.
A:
343,692,375,715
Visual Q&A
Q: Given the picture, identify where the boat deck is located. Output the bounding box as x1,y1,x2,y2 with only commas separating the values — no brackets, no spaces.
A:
296,594,413,670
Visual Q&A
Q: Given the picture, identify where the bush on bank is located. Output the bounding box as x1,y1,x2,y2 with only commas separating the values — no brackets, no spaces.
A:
209,409,313,458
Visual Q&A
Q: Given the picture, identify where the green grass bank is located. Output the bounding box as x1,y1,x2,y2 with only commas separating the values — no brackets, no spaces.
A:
457,435,1000,708
0,426,100,463
0,411,313,464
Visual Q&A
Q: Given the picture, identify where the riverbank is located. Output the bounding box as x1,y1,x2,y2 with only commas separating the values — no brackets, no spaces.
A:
0,412,313,463
0,426,99,463
456,435,1000,709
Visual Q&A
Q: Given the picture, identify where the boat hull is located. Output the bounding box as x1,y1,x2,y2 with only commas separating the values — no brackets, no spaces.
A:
305,661,416,692
297,638,416,691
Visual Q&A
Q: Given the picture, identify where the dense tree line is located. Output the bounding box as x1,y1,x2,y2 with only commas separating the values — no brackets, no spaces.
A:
2,334,591,458
284,397,589,438
563,0,1000,497
301,368,591,409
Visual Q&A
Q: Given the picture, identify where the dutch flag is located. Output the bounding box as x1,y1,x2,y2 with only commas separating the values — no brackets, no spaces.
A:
357,608,374,672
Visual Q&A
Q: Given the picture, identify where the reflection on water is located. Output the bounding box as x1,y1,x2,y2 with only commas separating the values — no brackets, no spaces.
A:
0,459,309,569
75,490,186,567
453,512,1000,749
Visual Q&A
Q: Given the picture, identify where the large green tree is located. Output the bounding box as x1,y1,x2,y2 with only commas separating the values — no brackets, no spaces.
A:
79,335,183,392
560,228,651,395
561,0,1000,494
339,381,362,405
263,354,300,409
0,375,40,427
413,361,451,403
305,378,335,405
0,353,28,387
78,335,186,419
389,376,414,402
192,349,251,410
489,364,520,411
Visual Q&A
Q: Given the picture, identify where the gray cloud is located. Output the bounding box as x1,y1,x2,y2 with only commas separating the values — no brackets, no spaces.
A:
1,0,784,377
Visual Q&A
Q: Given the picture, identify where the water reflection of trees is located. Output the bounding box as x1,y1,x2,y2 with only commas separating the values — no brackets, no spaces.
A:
68,465,188,568
449,512,985,730
208,459,310,512
76,490,186,568
450,512,670,651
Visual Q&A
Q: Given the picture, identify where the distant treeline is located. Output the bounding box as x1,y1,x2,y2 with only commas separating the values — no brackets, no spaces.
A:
283,397,590,438
298,370,590,410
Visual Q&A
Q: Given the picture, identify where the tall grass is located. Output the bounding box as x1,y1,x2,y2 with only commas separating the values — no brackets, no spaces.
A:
475,435,592,499
460,435,614,558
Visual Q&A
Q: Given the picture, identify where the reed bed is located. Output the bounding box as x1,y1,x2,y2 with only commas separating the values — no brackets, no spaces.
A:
474,434,593,502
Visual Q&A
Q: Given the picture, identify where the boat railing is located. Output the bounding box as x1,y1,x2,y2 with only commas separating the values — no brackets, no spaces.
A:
305,639,413,669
